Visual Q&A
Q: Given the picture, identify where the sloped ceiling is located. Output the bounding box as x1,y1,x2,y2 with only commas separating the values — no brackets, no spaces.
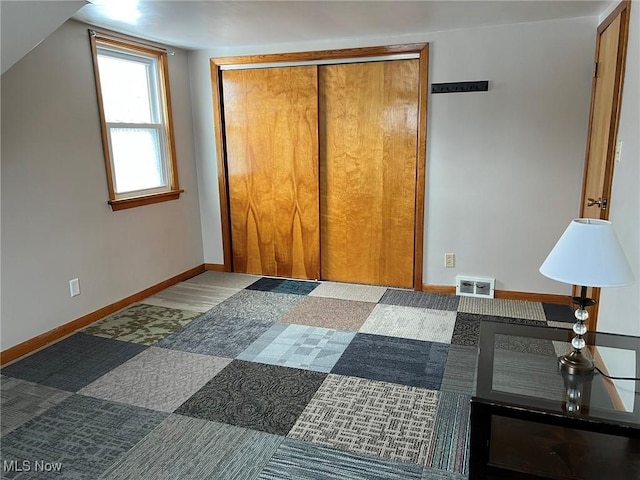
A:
1,0,87,74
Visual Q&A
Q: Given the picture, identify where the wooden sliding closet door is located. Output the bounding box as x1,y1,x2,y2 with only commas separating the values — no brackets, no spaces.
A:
319,60,419,288
222,66,320,279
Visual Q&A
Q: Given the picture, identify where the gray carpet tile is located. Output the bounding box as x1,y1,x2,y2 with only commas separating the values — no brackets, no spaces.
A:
440,345,478,396
359,304,457,343
288,375,439,465
157,314,276,358
332,333,449,389
493,349,566,402
457,297,546,321
280,296,376,331
185,271,259,289
237,324,355,373
210,289,304,323
308,281,388,303
0,395,167,479
259,438,424,480
495,332,557,356
422,467,468,479
1,333,146,392
79,347,231,412
450,314,480,347
380,290,460,311
99,414,282,480
83,304,201,345
175,360,326,436
247,277,320,295
1,376,72,436
425,392,471,475
542,302,575,323
140,283,240,312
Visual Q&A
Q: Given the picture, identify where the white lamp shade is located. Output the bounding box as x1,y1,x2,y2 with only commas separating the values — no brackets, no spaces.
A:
540,219,634,287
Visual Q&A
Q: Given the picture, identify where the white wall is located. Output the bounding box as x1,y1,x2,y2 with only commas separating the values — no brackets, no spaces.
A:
1,20,204,350
596,2,640,410
189,16,596,294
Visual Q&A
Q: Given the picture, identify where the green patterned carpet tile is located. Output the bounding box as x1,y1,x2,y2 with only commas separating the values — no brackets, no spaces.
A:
83,304,201,345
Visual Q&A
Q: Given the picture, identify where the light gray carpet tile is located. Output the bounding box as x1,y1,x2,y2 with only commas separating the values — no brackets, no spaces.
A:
422,467,468,479
280,296,376,331
360,305,456,343
79,347,230,412
185,271,260,289
457,297,546,321
98,414,282,480
83,304,201,345
140,283,240,312
308,281,387,303
548,320,572,329
0,395,167,479
288,374,439,465
259,438,424,480
425,392,470,475
380,290,460,311
237,324,355,373
493,349,566,402
1,376,72,437
212,290,304,324
440,345,478,396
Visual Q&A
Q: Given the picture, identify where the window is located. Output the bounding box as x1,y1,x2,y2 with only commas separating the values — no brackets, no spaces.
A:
90,32,182,210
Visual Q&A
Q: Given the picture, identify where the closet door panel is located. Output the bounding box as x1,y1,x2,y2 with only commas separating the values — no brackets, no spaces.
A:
222,66,320,279
319,60,419,288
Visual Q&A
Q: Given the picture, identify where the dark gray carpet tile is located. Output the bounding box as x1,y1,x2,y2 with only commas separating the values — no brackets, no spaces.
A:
259,438,423,480
542,303,575,323
157,316,273,357
493,349,566,402
495,334,556,356
175,360,326,436
463,313,547,327
379,290,459,311
0,395,167,479
247,277,285,292
272,279,320,296
1,376,72,436
98,415,282,480
1,333,146,392
331,333,449,389
440,345,478,396
451,314,480,347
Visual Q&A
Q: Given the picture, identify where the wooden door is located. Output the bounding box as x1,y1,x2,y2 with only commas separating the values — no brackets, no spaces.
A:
319,60,419,288
578,1,630,327
222,66,320,279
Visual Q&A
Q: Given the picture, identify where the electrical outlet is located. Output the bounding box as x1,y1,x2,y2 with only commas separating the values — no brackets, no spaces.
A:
445,253,455,268
69,278,80,297
615,140,623,162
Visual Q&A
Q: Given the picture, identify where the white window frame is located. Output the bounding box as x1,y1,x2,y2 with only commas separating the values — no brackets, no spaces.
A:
90,31,182,210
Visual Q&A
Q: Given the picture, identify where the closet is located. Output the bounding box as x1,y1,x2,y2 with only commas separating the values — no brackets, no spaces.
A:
212,45,428,289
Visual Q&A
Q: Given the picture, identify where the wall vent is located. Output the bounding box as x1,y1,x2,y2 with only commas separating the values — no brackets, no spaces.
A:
456,276,495,299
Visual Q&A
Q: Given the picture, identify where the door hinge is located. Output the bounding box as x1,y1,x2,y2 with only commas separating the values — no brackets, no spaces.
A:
593,61,598,78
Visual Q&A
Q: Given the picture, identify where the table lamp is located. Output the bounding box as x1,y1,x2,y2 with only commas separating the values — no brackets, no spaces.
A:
540,218,634,374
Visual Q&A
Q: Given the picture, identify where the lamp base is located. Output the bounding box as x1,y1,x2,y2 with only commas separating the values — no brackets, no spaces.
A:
559,350,595,375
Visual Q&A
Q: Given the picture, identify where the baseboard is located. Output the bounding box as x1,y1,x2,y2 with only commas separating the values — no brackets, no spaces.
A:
422,284,570,305
0,264,206,366
204,263,227,272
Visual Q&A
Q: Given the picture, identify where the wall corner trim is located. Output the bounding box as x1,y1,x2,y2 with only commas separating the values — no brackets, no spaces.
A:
0,264,206,366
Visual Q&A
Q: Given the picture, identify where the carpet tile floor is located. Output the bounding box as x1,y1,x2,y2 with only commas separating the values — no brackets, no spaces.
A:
1,271,569,479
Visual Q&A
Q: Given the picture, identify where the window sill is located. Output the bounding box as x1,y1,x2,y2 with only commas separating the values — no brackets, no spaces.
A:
108,189,184,211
